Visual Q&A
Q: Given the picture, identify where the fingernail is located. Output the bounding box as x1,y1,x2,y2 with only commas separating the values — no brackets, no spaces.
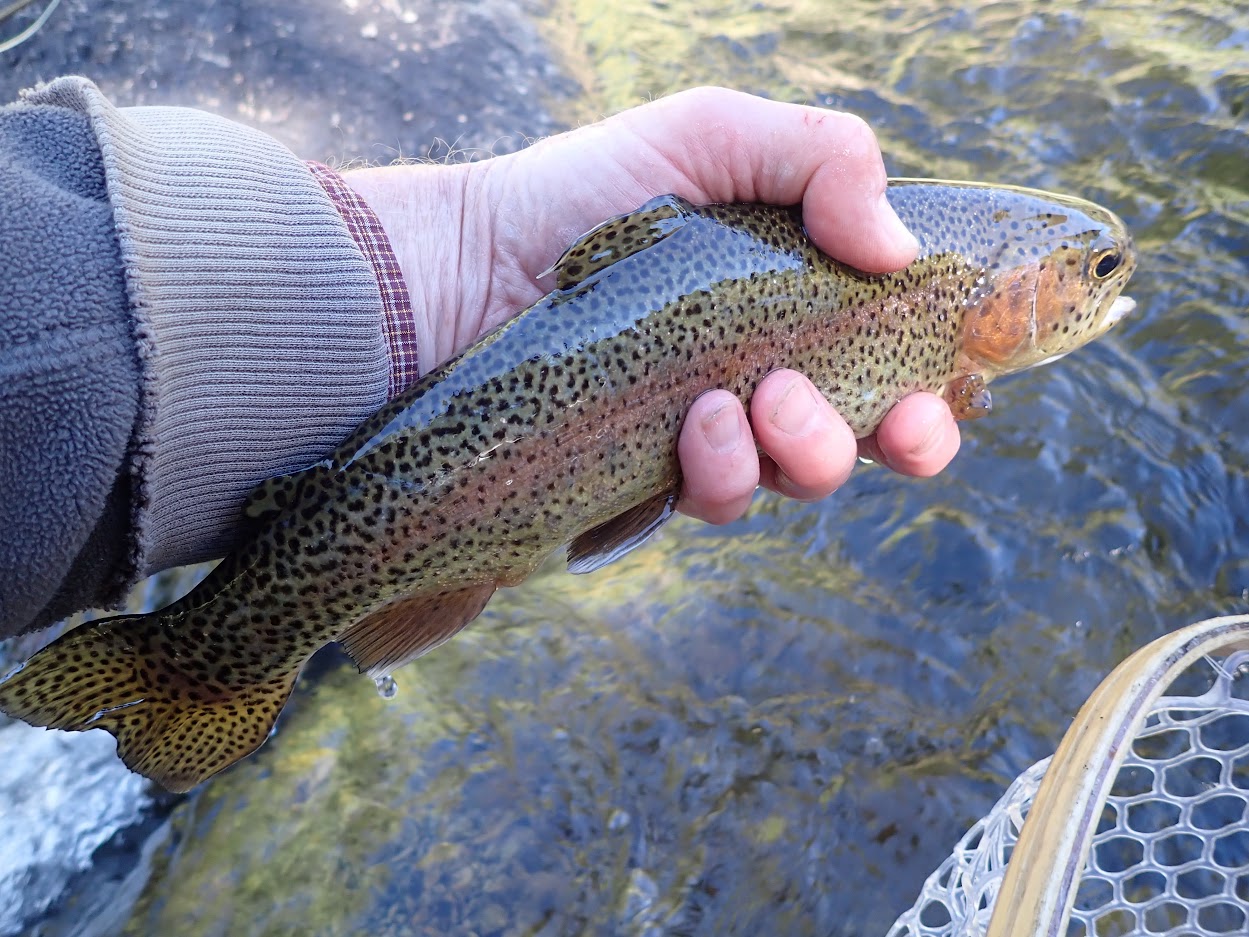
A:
909,414,944,457
877,192,920,256
702,403,741,452
771,377,818,436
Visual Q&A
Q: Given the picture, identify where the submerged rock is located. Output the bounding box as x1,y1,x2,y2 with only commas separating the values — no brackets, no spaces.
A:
0,721,150,936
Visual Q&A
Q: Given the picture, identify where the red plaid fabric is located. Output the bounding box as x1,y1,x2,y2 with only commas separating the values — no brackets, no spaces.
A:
306,161,420,395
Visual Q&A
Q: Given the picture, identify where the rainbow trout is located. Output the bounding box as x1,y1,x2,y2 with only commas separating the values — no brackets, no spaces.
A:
0,181,1136,791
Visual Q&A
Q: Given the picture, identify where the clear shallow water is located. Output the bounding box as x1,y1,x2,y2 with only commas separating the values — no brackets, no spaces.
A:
4,1,1249,935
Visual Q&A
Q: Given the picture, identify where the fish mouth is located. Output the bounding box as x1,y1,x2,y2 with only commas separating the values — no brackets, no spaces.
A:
1103,295,1136,328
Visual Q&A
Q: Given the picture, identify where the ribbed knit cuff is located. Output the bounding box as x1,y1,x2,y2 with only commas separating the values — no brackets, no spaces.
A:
22,77,391,576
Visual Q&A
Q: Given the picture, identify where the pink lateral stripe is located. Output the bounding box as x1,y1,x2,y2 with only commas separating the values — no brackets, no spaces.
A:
306,161,420,395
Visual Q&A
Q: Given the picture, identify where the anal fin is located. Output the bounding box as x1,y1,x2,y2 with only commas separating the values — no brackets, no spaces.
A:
118,673,297,793
339,584,497,678
567,491,676,575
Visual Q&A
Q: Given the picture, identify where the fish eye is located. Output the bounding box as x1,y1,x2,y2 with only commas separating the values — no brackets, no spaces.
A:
1091,250,1121,279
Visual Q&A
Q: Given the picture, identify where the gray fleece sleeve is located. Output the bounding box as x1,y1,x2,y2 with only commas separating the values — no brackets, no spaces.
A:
1,78,391,639
0,102,138,637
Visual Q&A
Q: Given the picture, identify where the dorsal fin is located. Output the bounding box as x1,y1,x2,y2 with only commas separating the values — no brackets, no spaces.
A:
540,194,695,290
567,491,677,575
338,584,497,678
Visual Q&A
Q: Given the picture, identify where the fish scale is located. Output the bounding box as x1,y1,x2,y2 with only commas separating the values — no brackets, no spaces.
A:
0,180,1136,791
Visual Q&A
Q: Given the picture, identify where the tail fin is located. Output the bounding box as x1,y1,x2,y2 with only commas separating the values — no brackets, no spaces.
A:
0,616,295,792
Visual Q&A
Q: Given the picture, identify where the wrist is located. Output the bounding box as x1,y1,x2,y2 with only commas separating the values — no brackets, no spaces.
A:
343,162,489,376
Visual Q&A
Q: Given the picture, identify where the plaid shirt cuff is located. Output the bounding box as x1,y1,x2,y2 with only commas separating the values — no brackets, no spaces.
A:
306,161,420,395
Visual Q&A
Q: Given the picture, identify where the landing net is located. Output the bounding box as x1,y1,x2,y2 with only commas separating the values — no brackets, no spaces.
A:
890,617,1249,937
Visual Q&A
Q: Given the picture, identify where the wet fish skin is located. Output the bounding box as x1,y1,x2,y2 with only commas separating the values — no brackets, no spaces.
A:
0,181,1136,791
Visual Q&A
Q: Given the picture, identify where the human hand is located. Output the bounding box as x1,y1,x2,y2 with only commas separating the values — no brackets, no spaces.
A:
344,87,961,524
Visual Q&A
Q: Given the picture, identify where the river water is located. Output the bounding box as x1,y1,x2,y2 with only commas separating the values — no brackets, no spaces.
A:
2,1,1247,935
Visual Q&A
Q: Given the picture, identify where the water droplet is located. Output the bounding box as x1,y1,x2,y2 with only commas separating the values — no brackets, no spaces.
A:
374,675,398,699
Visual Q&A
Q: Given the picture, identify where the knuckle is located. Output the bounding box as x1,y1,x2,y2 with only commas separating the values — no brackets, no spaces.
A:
839,112,878,152
834,113,886,192
668,85,738,121
683,85,737,106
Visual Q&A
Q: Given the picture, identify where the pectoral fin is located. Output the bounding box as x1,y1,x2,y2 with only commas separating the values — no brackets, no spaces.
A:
539,195,694,290
945,373,993,421
339,584,497,678
567,491,677,575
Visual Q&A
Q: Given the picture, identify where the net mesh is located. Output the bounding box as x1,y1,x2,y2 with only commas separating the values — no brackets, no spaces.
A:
889,650,1249,937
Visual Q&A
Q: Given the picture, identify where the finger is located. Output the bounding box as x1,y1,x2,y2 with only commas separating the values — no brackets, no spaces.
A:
676,390,761,525
802,121,919,274
618,86,918,272
750,370,858,500
857,393,960,477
